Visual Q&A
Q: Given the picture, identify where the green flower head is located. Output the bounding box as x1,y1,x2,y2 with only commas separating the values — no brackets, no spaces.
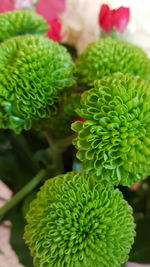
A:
0,35,75,133
24,170,135,267
76,38,150,86
72,74,150,186
0,10,48,42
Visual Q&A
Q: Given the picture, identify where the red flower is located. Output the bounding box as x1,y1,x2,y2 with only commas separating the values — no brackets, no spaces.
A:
98,4,130,34
113,7,130,33
98,4,113,34
47,18,62,42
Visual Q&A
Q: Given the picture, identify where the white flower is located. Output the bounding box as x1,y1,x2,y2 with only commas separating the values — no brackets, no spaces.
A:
60,0,101,54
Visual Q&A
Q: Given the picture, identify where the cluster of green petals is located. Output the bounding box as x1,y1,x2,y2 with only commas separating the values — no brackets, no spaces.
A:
76,38,150,86
0,35,75,133
24,170,135,267
0,10,48,42
72,74,150,186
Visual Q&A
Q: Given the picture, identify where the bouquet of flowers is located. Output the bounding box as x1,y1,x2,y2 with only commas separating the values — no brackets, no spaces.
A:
0,1,150,266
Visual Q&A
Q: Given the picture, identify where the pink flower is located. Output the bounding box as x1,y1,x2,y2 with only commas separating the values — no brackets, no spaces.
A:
14,0,37,9
0,0,14,13
35,0,65,42
35,0,65,21
98,4,130,34
47,18,62,42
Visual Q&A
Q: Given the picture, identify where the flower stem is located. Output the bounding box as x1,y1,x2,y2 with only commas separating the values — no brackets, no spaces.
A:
0,169,46,220
55,134,76,150
44,131,65,173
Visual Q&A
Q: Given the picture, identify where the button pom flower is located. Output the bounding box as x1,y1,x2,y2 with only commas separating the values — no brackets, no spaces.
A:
98,4,130,34
76,38,150,87
72,74,150,186
0,35,75,133
0,10,48,42
24,170,135,267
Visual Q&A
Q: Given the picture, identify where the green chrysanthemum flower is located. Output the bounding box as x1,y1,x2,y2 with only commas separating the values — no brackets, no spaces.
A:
0,10,48,42
72,74,150,186
76,38,150,86
0,35,75,133
24,171,135,267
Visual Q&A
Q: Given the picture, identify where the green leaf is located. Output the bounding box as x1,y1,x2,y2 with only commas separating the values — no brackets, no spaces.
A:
129,218,150,264
0,130,39,190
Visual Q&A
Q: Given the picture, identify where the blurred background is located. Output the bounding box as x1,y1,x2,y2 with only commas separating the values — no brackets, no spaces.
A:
1,0,150,55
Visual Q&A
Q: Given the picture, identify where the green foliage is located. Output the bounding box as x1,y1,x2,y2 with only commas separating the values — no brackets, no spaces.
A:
0,10,48,42
24,170,135,267
0,130,38,190
49,93,81,139
76,38,150,86
0,35,75,133
72,73,150,186
130,218,150,264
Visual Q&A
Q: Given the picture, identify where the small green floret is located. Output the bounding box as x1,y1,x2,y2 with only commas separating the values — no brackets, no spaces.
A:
0,10,48,42
0,35,75,133
76,38,150,86
72,74,150,186
24,170,135,267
